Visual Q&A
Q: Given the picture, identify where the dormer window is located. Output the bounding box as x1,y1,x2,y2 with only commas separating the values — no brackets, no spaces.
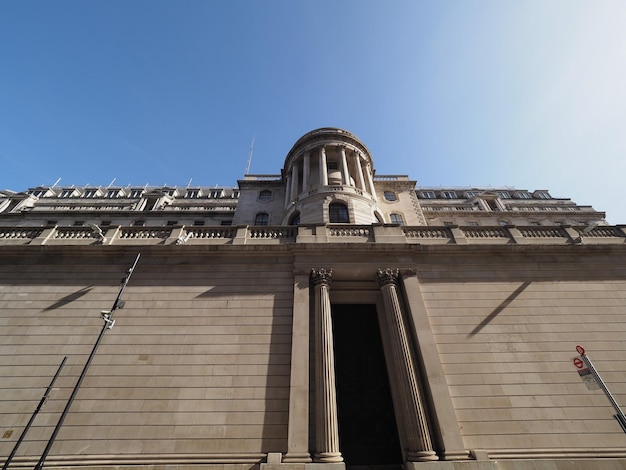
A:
209,189,223,199
130,189,144,198
515,191,531,199
534,191,551,199
60,189,77,198
106,189,121,198
185,189,201,198
420,191,436,199
442,191,457,199
497,191,511,199
83,189,99,198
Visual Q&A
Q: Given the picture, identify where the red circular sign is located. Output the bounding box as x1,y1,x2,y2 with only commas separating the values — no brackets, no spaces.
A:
573,357,584,369
576,345,585,355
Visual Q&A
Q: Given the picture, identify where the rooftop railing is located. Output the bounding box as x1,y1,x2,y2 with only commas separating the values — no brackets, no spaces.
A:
0,224,624,247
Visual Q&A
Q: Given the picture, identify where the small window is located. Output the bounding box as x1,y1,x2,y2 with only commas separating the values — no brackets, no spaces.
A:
389,213,404,225
167,220,177,226
498,220,510,226
442,191,457,199
497,191,511,199
255,213,269,225
46,220,57,226
106,189,120,198
465,191,477,198
73,221,84,226
467,221,479,226
185,189,201,199
530,221,541,226
220,220,232,226
193,220,205,226
327,162,338,170
515,191,531,199
101,220,111,226
209,190,223,199
420,191,436,199
289,212,301,226
384,191,397,202
534,191,551,199
130,189,144,198
443,221,454,227
329,202,349,223
60,189,76,198
231,190,240,199
84,189,99,198
134,220,145,226
259,190,272,202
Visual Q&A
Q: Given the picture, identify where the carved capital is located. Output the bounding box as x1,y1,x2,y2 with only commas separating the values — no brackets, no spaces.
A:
376,268,399,287
311,268,332,287
400,268,418,278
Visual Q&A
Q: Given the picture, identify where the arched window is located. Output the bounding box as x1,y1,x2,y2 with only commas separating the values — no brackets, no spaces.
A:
255,213,269,225
259,190,272,202
384,191,397,202
289,212,301,226
389,213,404,225
329,202,349,223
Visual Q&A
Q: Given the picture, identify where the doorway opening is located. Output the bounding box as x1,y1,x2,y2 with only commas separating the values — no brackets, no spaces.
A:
331,304,403,469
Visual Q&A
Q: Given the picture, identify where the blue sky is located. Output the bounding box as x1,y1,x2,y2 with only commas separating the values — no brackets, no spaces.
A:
1,1,625,222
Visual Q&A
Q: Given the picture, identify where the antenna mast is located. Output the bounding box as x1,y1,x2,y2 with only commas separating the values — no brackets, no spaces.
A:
244,137,255,175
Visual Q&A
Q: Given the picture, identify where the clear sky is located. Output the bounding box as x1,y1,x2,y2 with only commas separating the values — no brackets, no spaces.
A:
1,1,625,223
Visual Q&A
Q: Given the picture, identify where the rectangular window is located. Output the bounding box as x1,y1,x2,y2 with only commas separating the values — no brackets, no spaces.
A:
420,191,436,199
442,191,457,199
497,191,511,199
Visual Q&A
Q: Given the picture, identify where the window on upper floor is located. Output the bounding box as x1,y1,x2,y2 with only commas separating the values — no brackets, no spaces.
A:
384,191,397,202
193,220,205,226
497,191,511,199
498,220,510,226
259,190,273,202
420,191,436,199
289,212,301,226
467,221,479,226
167,220,177,226
231,190,240,199
106,189,121,198
327,162,338,170
134,220,145,226
60,189,76,198
29,189,49,198
465,191,477,198
329,202,349,223
209,189,223,199
534,191,551,199
185,189,201,199
255,212,269,226
130,189,144,198
389,213,404,225
515,191,531,199
443,221,454,227
442,191,457,199
84,189,99,198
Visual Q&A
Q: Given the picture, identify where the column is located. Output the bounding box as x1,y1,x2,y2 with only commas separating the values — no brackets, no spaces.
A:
284,271,313,463
377,268,438,462
319,147,328,186
291,163,299,199
354,152,366,192
339,146,350,186
400,271,469,461
284,173,292,208
365,162,376,198
303,152,310,193
311,268,343,463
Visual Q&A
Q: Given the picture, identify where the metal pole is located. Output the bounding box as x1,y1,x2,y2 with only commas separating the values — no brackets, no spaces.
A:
581,352,626,433
33,254,140,470
2,357,67,470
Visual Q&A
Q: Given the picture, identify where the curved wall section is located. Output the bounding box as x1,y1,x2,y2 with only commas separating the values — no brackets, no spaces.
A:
282,128,382,225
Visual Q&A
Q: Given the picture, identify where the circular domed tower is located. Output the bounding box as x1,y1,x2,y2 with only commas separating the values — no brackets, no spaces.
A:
282,128,384,225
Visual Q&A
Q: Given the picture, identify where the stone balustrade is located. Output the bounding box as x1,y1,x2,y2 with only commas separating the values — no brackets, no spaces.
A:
0,224,624,246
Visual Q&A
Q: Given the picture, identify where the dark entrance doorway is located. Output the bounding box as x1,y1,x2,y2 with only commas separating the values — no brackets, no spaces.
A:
331,304,403,469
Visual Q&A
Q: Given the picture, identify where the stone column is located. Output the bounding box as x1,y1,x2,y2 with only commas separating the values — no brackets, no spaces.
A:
339,146,350,186
311,268,343,463
291,163,300,199
365,163,376,198
377,268,438,462
354,152,366,192
284,271,313,463
285,173,292,208
319,147,328,186
303,151,310,193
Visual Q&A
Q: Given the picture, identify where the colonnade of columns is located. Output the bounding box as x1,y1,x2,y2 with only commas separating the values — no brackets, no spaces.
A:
302,267,438,464
284,146,377,207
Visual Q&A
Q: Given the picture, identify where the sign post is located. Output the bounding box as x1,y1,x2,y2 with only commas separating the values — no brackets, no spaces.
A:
573,345,626,433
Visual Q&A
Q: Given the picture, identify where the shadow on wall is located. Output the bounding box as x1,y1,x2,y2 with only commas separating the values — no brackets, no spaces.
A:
468,282,531,337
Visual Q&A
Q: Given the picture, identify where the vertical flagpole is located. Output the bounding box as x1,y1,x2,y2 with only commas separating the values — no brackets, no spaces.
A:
33,254,140,470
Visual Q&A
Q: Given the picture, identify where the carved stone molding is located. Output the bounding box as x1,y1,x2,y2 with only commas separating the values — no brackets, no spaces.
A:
311,268,332,287
376,268,399,287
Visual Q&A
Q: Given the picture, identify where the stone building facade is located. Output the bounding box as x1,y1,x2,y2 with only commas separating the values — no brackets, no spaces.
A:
1,128,626,470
